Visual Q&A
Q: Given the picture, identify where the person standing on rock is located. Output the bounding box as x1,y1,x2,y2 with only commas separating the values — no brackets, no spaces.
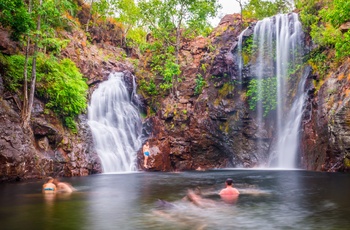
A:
143,141,150,169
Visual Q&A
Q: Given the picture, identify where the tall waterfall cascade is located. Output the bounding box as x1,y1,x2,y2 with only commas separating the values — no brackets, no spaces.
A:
245,13,305,168
88,72,142,172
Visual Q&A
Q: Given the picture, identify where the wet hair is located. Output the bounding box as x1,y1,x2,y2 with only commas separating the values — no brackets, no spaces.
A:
47,177,54,182
226,178,233,185
53,178,60,185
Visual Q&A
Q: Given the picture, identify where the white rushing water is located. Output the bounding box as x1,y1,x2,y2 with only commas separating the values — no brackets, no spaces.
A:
275,14,304,168
251,13,304,168
237,27,249,81
274,68,309,168
88,72,142,172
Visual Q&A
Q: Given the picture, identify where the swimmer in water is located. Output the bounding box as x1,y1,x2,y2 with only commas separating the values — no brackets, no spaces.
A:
219,178,239,204
42,177,56,193
53,179,76,193
186,189,217,208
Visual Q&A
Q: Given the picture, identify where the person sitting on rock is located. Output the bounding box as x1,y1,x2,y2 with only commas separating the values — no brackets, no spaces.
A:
42,177,56,193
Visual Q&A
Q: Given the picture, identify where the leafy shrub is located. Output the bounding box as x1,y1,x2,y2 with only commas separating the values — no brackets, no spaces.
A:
297,0,350,59
140,78,158,96
0,54,27,91
36,56,87,122
0,0,33,40
2,53,87,132
194,74,205,95
160,59,181,91
246,77,277,116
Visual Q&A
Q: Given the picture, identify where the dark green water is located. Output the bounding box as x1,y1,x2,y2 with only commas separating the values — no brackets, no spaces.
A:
1,170,350,230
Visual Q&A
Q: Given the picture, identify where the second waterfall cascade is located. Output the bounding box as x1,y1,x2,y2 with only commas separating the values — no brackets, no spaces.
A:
88,72,142,172
239,13,305,168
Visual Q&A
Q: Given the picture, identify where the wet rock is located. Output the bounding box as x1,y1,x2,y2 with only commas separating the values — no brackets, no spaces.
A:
137,14,276,171
0,30,19,55
340,21,350,33
301,59,350,172
0,75,4,95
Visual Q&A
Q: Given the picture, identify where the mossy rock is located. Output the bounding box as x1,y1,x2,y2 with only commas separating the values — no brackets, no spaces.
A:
344,156,350,169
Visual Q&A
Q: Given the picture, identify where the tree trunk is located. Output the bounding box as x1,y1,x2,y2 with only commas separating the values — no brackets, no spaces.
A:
21,0,33,128
174,7,184,97
24,0,43,126
86,0,95,32
235,0,243,27
174,27,180,96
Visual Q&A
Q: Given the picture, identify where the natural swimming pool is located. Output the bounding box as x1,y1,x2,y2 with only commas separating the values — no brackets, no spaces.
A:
1,169,350,230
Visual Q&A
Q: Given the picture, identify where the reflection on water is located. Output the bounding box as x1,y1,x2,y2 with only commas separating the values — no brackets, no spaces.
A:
0,170,350,230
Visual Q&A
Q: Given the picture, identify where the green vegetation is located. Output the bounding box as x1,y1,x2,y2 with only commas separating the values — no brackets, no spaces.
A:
1,0,349,131
218,82,234,98
246,77,277,116
139,78,158,96
0,0,83,130
296,0,350,62
137,0,219,95
0,0,32,40
241,35,257,64
242,0,292,20
2,54,87,132
111,0,145,47
194,74,205,95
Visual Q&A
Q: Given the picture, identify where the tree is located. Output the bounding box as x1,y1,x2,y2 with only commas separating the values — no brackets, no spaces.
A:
113,0,144,48
24,0,43,128
242,0,292,20
0,0,33,40
85,0,116,31
0,0,82,129
85,0,94,31
139,0,219,95
235,0,244,25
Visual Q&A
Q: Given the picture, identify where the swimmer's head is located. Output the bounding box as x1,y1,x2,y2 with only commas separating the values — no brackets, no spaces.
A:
226,178,233,186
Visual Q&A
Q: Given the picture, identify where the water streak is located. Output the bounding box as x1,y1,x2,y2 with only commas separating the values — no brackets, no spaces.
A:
274,13,304,168
251,13,304,168
237,27,249,81
275,67,310,167
88,72,142,172
252,18,274,142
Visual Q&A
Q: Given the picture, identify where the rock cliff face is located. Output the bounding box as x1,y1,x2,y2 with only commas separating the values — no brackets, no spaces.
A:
138,15,274,171
138,14,350,173
301,58,350,172
1,5,350,181
0,1,149,181
0,90,101,181
0,4,134,181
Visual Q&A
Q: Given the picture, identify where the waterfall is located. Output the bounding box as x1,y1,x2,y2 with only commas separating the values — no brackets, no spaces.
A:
275,14,304,168
250,13,304,168
88,72,142,173
252,18,274,157
274,67,310,168
237,27,249,81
